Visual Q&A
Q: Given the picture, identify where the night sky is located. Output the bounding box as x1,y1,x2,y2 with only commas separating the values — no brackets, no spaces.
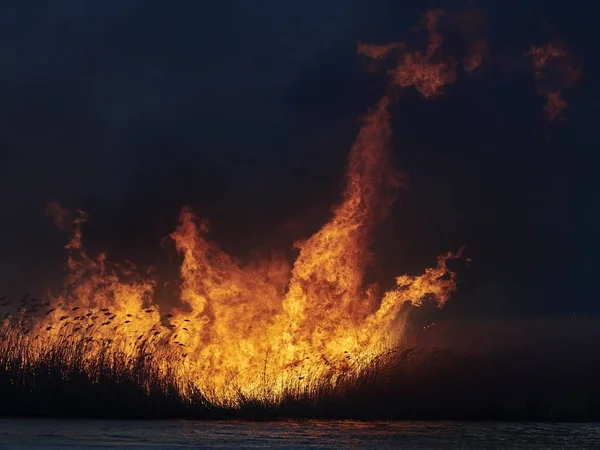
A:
0,0,596,318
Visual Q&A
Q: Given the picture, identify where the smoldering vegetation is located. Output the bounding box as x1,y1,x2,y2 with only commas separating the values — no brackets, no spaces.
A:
0,299,599,421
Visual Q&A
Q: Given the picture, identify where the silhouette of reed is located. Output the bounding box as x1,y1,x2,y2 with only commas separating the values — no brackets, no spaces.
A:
1,295,599,421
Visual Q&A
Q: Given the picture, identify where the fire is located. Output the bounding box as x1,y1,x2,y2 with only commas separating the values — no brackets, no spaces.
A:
358,9,487,98
8,10,486,403
526,42,581,121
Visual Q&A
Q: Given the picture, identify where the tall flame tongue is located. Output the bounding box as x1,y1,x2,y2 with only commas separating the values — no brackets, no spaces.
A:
168,98,399,391
27,10,484,402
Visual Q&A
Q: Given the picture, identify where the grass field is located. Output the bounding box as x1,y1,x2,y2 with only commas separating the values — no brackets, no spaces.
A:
1,314,599,421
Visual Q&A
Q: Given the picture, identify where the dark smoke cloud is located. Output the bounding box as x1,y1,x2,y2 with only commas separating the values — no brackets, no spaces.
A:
0,0,597,318
0,0,375,292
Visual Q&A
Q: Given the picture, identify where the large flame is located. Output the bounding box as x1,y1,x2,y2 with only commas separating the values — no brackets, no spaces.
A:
7,10,488,402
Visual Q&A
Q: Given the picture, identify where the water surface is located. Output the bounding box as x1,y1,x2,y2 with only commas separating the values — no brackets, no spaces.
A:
0,419,598,449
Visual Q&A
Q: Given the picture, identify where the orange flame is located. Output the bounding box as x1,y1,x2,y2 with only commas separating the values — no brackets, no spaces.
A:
359,9,487,98
526,42,581,121
18,10,480,402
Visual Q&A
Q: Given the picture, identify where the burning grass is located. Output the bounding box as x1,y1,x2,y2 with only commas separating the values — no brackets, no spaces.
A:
1,311,600,421
0,312,213,419
17,10,474,402
0,9,588,421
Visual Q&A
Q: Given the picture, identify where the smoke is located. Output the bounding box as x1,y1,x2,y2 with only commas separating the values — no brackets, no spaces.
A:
44,202,69,230
0,1,591,320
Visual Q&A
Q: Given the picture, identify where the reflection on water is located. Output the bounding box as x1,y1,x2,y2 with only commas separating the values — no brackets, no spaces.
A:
0,419,598,449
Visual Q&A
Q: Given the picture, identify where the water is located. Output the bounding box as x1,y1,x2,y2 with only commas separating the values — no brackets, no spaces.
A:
0,419,598,449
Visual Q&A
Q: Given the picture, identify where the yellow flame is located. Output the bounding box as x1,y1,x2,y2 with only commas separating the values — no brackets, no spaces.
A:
18,10,483,403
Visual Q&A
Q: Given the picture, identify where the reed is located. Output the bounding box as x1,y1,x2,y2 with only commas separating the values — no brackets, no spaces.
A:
1,301,599,421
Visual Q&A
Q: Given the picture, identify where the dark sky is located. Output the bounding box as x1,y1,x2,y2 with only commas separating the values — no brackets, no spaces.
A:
0,0,596,318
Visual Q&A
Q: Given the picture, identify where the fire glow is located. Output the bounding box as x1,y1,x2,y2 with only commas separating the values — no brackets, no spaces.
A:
0,10,575,404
